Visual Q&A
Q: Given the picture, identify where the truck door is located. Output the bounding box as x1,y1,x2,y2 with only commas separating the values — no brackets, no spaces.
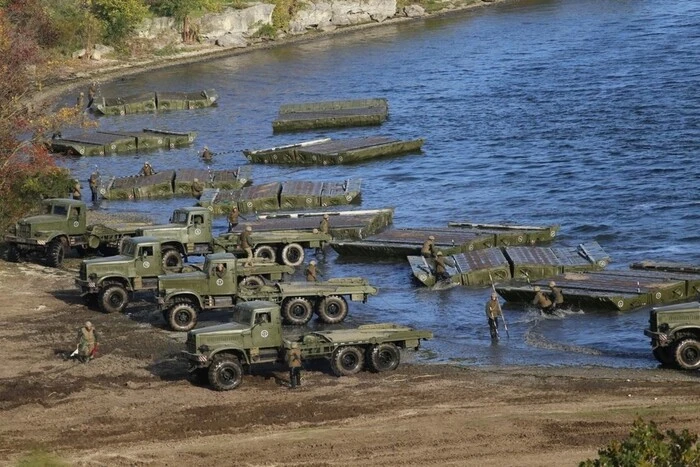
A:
187,213,206,251
135,244,156,278
67,206,83,236
250,311,275,350
209,261,232,294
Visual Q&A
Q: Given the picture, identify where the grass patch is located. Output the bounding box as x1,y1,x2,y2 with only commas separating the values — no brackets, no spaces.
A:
251,23,277,39
16,449,70,467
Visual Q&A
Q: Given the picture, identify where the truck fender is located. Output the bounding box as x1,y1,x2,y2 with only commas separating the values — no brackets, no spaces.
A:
161,242,185,255
44,232,68,246
97,275,132,290
667,327,700,343
209,347,250,365
164,292,203,309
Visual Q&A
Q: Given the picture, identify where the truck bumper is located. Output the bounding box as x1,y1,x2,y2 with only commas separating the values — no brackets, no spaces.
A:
181,351,209,369
4,235,46,248
644,329,669,347
75,278,99,295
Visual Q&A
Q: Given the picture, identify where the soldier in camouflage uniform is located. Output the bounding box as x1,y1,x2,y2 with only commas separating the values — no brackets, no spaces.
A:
434,251,450,281
201,146,213,162
485,292,503,340
77,321,99,363
305,260,319,282
421,235,436,258
71,182,82,200
286,342,303,389
88,172,99,203
532,286,553,313
239,225,254,267
139,162,155,176
227,207,240,232
191,178,205,200
548,281,564,311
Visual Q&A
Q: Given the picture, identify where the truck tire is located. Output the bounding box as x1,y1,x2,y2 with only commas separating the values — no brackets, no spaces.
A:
367,343,401,372
281,297,313,325
208,354,243,391
83,293,99,309
316,295,348,324
652,347,676,368
161,247,183,273
254,245,276,262
6,245,20,262
168,300,199,332
281,243,304,267
46,239,65,268
331,346,364,377
674,338,700,370
98,283,129,314
239,275,264,288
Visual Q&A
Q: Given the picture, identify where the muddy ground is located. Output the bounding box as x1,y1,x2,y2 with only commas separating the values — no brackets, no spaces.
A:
1,257,700,466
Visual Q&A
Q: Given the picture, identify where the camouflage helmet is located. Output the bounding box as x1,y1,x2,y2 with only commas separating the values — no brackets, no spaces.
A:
193,178,199,182
549,281,556,287
436,251,443,256
534,286,541,292
85,321,93,329
491,292,498,299
323,214,329,219
428,235,435,240
291,342,300,348
245,225,252,231
309,260,316,265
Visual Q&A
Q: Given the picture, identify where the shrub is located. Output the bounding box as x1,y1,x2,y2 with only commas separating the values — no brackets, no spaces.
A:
91,0,150,45
580,418,700,467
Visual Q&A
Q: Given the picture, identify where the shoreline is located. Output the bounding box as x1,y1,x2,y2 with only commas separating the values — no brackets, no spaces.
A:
33,0,499,106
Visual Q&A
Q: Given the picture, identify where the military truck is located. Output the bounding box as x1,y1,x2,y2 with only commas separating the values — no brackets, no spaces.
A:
135,206,330,271
76,236,294,314
181,300,433,390
4,198,145,267
644,301,700,370
157,253,378,331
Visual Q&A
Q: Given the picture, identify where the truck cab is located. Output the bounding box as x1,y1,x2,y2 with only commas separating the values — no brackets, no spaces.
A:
136,207,215,269
645,301,700,370
5,198,87,266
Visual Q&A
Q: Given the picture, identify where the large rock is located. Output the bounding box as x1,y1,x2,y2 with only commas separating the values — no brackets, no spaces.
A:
403,4,425,17
136,17,178,39
200,4,275,38
215,33,249,48
289,0,396,33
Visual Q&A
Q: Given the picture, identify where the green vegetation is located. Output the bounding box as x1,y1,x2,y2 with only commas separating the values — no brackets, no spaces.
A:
271,0,302,30
251,22,277,39
16,448,70,467
580,418,700,467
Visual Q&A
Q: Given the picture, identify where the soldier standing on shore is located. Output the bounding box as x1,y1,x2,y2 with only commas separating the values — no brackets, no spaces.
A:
485,292,503,340
87,83,96,108
88,172,99,203
71,182,82,200
239,225,254,267
76,321,99,363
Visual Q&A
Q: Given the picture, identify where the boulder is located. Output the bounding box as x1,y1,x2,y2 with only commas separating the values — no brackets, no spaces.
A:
289,0,396,33
403,4,426,17
214,33,249,48
200,5,275,38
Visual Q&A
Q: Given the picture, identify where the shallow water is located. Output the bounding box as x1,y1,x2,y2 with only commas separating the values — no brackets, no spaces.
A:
57,0,700,368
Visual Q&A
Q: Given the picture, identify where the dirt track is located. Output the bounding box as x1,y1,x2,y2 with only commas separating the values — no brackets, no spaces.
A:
2,259,700,466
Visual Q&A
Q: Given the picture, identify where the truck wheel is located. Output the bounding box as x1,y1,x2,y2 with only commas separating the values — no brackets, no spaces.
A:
316,295,348,324
331,346,364,377
239,275,264,288
98,284,129,313
281,243,304,267
168,301,199,332
161,248,183,273
6,245,20,262
83,293,99,310
254,245,276,262
674,339,700,370
46,239,65,268
281,297,313,325
208,354,243,391
652,347,676,367
367,343,401,372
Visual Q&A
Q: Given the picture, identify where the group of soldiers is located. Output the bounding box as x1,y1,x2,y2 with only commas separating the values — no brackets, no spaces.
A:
70,172,101,203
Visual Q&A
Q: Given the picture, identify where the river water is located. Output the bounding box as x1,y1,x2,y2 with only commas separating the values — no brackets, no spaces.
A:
57,0,700,368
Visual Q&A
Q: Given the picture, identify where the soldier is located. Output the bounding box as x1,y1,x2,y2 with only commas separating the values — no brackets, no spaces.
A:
305,260,319,282
87,83,96,108
71,182,82,200
549,281,564,311
239,225,254,267
319,214,330,235
76,92,84,109
214,263,226,279
139,161,155,176
434,251,450,281
191,178,205,200
421,235,436,258
532,286,553,313
485,292,503,340
76,321,99,363
286,342,303,389
227,206,239,232
201,146,213,162
88,172,99,203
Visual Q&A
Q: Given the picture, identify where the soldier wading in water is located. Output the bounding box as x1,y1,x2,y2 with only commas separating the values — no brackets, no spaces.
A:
485,292,503,340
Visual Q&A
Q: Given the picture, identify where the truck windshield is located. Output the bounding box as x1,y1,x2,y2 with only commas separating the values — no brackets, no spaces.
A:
121,241,136,257
171,211,188,224
50,205,68,216
231,307,254,326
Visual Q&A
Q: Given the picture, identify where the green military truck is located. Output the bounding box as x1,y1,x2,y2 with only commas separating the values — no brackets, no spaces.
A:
4,198,145,267
644,301,700,370
76,236,294,314
157,253,378,331
136,206,330,271
181,300,433,390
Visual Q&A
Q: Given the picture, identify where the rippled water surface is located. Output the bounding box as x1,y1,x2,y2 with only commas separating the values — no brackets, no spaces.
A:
58,0,700,368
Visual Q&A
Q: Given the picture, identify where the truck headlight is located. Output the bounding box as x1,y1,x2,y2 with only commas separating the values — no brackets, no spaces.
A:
198,345,210,352
659,323,669,333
